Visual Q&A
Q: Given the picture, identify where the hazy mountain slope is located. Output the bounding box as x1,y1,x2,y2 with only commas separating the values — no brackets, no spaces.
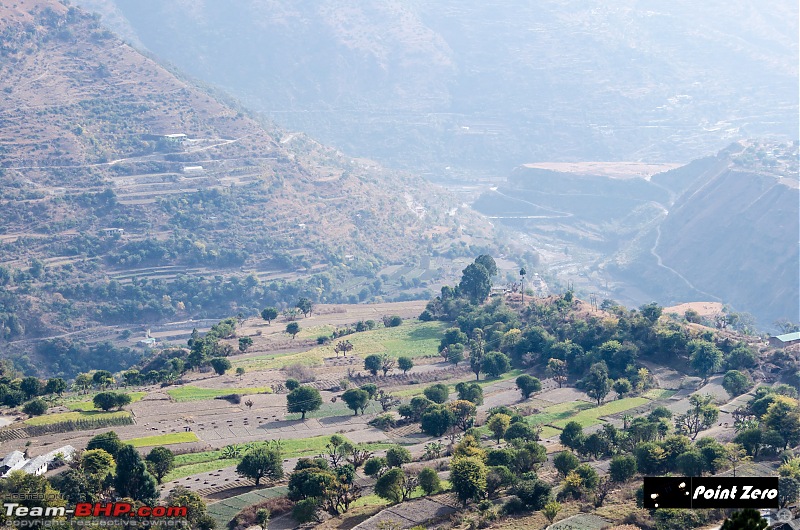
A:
649,143,799,324
79,0,797,172
475,141,799,326
0,0,491,373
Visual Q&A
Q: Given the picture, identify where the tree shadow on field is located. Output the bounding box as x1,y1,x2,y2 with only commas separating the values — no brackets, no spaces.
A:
406,325,442,342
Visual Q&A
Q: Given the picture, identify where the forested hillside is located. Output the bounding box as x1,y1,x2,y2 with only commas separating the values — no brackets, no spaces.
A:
0,0,492,375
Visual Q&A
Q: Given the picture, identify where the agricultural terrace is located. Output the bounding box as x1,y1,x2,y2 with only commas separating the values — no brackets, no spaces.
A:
0,273,794,530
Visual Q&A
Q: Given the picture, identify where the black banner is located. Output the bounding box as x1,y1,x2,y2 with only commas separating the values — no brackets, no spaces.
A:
643,477,779,509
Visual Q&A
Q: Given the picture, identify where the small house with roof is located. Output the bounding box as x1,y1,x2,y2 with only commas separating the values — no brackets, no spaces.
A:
0,451,27,476
769,332,800,348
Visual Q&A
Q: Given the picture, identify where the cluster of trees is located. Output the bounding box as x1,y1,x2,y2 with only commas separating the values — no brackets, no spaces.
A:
423,258,761,394
287,435,373,523
0,430,215,528
92,391,132,411
732,385,800,457
363,353,412,377
0,365,68,413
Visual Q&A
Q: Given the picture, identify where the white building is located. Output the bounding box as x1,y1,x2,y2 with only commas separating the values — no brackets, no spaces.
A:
1,445,75,477
0,451,27,476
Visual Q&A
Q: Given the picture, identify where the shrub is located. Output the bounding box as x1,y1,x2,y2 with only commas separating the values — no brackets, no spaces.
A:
502,496,527,515
609,454,637,483
283,364,315,383
386,446,412,468
418,467,440,495
424,384,449,404
369,414,395,430
364,457,387,477
384,315,403,327
22,399,47,417
285,378,300,391
514,479,552,510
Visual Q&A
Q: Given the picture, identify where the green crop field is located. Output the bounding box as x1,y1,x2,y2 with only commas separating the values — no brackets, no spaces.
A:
166,386,272,402
164,436,397,482
66,392,147,411
207,485,289,529
125,432,200,447
163,458,240,483
24,410,131,426
233,320,447,371
549,397,651,429
642,388,677,400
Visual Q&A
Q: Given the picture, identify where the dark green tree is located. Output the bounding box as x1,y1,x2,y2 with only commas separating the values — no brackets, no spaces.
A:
145,447,175,484
475,255,498,278
287,386,322,420
424,383,449,404
20,377,42,400
482,351,511,378
44,378,66,396
261,307,278,324
210,357,232,375
722,370,751,397
22,399,47,417
514,478,552,510
560,421,585,450
364,354,382,376
418,467,441,495
341,388,369,415
553,451,580,478
455,382,483,405
385,446,411,468
87,431,123,458
689,340,723,379
609,455,637,483
516,374,541,399
720,509,768,530
420,405,455,437
114,445,159,503
397,356,413,374
296,298,313,317
286,322,300,338
584,362,612,405
236,446,284,486
459,262,492,303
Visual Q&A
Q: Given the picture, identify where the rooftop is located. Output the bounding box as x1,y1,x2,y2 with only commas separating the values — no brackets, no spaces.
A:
774,331,800,342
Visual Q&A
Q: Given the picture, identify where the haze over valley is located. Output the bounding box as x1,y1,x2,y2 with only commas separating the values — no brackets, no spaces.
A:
0,3,798,530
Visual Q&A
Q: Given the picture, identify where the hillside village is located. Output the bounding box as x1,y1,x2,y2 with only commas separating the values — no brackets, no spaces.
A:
0,1,797,530
0,256,797,529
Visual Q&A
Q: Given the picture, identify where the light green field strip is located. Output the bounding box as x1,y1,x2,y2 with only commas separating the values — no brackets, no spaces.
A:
166,385,272,402
125,432,200,447
164,436,398,482
233,320,447,371
24,410,131,426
